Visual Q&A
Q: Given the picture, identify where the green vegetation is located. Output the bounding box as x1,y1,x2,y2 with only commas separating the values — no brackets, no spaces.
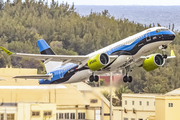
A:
115,85,131,106
101,85,131,106
101,90,120,106
0,1,180,94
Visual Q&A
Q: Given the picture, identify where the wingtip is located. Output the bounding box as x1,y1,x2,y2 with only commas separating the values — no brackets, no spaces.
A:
0,46,13,55
171,50,176,57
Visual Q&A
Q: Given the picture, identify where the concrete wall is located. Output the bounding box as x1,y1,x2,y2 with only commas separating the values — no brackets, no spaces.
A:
155,96,165,120
122,94,156,120
113,107,122,120
0,67,38,85
156,96,180,120
83,92,111,120
17,103,56,120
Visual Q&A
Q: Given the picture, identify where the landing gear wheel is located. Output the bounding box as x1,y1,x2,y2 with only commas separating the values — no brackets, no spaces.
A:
128,76,132,83
89,75,94,82
94,75,99,82
123,76,128,83
123,66,133,83
89,75,99,82
123,76,133,83
163,55,167,59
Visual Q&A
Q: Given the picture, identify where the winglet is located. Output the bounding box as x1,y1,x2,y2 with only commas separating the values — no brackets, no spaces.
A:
171,50,175,57
167,50,176,59
0,47,13,55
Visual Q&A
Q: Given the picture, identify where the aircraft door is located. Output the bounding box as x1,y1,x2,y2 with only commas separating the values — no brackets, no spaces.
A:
59,69,64,78
146,30,151,42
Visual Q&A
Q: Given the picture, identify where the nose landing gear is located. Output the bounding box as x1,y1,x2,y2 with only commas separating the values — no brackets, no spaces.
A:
160,45,168,59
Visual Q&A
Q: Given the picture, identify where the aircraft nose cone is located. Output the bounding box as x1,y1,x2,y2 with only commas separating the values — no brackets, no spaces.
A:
166,31,176,41
171,32,176,40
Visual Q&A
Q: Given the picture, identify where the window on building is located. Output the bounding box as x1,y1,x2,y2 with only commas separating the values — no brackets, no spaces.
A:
132,101,134,105
124,118,128,120
154,102,155,106
147,101,149,106
70,113,75,119
0,114,4,120
90,99,98,103
139,119,143,120
56,113,58,120
78,113,85,119
169,103,173,107
59,113,63,119
125,100,127,105
31,111,40,117
65,113,69,119
44,111,52,117
140,101,142,105
131,118,135,120
7,114,14,120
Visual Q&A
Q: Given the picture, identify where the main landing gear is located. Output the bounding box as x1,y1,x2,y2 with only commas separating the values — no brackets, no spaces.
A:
123,66,133,83
89,72,99,82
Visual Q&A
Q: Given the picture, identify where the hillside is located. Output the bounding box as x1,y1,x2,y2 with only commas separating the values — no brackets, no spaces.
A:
0,0,180,93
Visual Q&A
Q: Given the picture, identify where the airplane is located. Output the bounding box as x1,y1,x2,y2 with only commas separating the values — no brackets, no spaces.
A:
0,27,176,84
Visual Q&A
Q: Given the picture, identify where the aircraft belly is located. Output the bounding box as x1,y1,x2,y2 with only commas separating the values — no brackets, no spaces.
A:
133,41,171,61
107,41,171,71
109,55,134,71
64,70,92,83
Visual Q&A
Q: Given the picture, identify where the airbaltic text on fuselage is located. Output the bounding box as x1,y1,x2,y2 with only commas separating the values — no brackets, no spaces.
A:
89,59,97,65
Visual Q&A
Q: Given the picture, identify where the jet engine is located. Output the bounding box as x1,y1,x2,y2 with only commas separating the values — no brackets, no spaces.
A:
143,54,165,71
88,53,110,71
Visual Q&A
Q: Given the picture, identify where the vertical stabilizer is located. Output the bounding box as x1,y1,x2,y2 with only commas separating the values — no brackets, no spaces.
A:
37,39,62,73
37,39,56,55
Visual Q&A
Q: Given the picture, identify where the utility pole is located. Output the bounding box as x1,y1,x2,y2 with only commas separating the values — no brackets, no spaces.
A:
110,72,112,120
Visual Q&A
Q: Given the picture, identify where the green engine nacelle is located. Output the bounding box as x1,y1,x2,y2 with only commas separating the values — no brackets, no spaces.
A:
143,54,165,71
88,53,110,71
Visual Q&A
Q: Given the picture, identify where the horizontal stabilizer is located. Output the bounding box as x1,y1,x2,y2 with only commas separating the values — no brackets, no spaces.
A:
13,74,52,80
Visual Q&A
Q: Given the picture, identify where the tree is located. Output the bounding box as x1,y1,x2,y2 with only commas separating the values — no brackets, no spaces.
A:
100,79,104,86
101,91,110,101
115,85,131,106
101,90,120,106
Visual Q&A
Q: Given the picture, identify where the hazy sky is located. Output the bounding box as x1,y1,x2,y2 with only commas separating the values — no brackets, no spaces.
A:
59,0,180,5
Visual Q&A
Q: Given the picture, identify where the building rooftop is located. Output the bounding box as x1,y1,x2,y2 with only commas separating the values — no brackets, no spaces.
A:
122,94,161,98
0,85,66,89
0,84,89,106
165,88,180,96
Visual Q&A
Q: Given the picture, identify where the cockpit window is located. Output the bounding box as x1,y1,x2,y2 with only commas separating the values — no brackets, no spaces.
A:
156,28,169,33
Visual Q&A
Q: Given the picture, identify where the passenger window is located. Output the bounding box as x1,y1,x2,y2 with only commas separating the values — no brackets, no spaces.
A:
156,29,160,33
156,28,168,33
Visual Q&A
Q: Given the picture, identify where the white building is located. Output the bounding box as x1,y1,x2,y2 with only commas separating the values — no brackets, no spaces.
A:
122,94,157,120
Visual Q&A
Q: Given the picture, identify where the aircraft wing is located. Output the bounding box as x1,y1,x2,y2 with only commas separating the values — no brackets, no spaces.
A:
140,50,176,59
0,47,118,65
13,74,52,80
